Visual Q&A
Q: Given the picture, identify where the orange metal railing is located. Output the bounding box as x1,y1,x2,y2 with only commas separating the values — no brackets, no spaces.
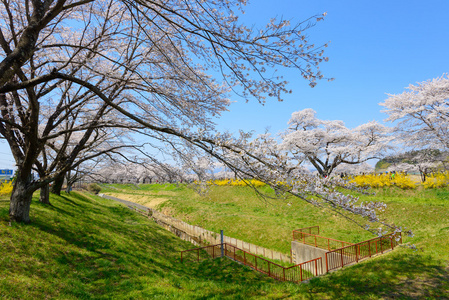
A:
180,243,323,282
325,232,402,272
292,228,353,251
294,225,320,235
180,226,403,283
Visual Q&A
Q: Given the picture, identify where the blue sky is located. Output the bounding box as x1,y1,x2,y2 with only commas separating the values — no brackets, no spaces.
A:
215,0,449,133
1,0,448,170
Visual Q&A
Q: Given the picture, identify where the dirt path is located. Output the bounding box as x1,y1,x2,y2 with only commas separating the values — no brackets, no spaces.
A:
103,192,168,209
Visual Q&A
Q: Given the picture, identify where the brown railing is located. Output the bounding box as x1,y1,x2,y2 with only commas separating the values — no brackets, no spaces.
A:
294,225,320,235
292,230,353,251
325,232,402,272
180,243,223,263
181,243,323,282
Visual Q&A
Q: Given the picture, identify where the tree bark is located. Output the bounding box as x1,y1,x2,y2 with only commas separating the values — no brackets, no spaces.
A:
9,175,34,223
65,183,72,193
39,183,50,205
51,174,65,195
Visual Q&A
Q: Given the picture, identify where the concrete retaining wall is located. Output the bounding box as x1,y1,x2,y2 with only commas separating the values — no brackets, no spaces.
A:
100,193,291,263
291,240,328,265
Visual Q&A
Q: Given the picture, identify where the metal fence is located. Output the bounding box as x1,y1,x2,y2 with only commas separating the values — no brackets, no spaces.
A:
292,230,353,251
181,243,323,283
294,226,320,235
180,243,223,263
325,232,402,272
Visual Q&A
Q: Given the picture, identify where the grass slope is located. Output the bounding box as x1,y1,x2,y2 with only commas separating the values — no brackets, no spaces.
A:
0,192,315,299
100,183,449,299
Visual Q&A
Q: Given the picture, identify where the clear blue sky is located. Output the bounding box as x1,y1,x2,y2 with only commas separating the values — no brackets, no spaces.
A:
1,0,448,170
216,0,449,133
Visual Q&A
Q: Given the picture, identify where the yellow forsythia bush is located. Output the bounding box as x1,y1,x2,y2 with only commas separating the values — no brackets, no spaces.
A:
350,174,392,188
422,172,449,189
350,173,416,189
391,173,417,189
209,179,267,187
0,180,13,196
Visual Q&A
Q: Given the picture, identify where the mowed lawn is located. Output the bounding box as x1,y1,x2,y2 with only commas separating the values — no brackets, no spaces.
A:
101,183,449,299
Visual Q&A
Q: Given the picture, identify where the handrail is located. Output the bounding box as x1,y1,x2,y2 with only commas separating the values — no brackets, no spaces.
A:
325,232,401,272
292,230,354,250
294,225,320,235
180,243,323,282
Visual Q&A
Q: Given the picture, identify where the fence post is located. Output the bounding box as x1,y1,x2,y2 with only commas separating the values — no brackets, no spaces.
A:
283,268,286,281
315,259,318,276
220,230,224,257
325,253,329,273
300,264,302,282
315,235,317,247
390,236,394,250
380,238,383,254
355,245,358,263
340,248,344,268
368,241,371,257
268,263,271,277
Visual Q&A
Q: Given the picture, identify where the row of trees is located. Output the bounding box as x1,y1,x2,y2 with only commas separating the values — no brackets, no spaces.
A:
0,0,332,224
2,0,445,240
275,74,449,179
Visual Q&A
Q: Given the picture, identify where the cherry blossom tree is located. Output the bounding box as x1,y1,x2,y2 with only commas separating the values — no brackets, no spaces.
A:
334,162,374,175
381,74,449,150
0,1,410,240
0,0,331,223
383,149,447,182
281,108,391,177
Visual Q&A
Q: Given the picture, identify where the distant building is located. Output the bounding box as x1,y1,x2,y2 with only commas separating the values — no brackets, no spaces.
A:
0,169,14,181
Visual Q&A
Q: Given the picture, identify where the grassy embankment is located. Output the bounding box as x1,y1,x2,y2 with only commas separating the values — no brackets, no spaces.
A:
2,191,320,299
100,183,449,298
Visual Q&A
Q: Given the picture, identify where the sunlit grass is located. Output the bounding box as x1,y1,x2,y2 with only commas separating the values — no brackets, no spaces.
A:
1,184,448,299
101,183,449,298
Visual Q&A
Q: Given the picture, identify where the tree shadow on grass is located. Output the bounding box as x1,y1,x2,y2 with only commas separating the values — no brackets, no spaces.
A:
22,193,297,298
306,252,449,299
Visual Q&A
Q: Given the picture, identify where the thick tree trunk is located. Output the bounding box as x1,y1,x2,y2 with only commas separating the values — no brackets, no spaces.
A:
9,176,34,223
51,174,65,195
39,183,50,205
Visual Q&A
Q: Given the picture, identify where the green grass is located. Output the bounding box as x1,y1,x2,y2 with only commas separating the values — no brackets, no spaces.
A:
1,185,448,299
0,192,310,299
100,183,449,299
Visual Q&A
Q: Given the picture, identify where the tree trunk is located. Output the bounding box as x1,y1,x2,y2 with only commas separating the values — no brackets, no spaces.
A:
51,174,65,195
9,176,34,223
65,183,72,193
39,183,51,205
